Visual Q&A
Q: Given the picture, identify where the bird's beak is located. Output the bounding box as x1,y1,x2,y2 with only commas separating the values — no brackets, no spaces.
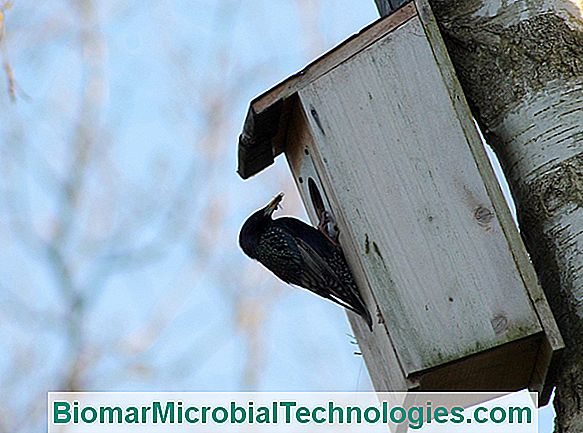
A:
264,192,284,216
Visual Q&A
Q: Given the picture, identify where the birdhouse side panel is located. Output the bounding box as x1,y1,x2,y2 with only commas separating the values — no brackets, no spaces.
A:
285,107,410,392
296,15,542,375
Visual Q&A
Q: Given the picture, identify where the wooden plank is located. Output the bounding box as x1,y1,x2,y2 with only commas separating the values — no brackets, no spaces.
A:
297,15,543,376
417,334,542,391
413,0,563,405
237,3,416,179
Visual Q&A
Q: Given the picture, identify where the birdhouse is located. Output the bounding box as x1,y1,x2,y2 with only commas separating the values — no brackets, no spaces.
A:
237,0,563,405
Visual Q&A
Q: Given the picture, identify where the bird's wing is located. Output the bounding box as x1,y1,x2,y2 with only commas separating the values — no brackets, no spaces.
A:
277,218,336,259
294,237,365,315
269,218,372,329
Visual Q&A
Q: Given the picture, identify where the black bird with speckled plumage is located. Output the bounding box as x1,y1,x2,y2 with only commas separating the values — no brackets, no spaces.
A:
239,193,372,330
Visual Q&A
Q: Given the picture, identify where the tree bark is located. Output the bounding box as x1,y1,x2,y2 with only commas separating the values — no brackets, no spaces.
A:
374,1,583,431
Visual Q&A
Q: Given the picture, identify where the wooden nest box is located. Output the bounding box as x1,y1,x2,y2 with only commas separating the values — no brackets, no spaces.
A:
237,0,563,405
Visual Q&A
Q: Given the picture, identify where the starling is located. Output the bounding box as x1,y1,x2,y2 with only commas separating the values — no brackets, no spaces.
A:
239,193,373,330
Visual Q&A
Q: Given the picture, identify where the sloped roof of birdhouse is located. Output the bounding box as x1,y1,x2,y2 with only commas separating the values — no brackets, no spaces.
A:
237,2,416,179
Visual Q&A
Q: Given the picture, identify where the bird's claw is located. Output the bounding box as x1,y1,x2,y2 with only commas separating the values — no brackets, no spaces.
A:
317,210,330,231
318,210,339,246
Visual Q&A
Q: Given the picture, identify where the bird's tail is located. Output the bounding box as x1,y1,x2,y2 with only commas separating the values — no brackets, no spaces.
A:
347,296,373,332
360,303,373,332
363,305,373,331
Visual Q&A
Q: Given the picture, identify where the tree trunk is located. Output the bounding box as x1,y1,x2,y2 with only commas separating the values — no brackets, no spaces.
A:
373,0,583,431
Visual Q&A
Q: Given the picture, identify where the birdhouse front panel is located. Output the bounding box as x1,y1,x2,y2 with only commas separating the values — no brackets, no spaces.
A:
238,0,562,404
293,11,545,376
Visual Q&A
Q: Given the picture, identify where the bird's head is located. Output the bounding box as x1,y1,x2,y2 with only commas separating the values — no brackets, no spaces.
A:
239,193,284,257
261,192,284,217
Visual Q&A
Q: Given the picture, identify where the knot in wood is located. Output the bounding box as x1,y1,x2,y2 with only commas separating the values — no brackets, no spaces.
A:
474,205,494,225
491,314,509,336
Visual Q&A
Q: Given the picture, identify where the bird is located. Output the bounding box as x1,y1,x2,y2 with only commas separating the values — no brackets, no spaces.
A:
239,192,373,330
